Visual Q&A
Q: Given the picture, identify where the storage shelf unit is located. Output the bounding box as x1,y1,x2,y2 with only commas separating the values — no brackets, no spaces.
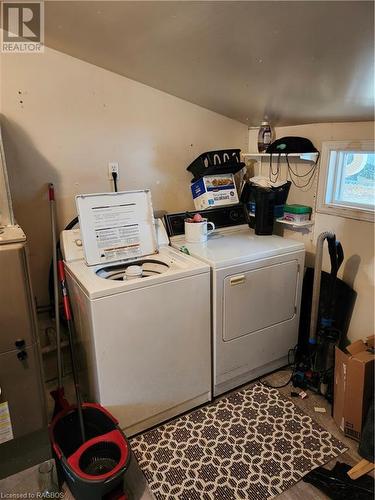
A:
242,152,319,162
242,151,317,233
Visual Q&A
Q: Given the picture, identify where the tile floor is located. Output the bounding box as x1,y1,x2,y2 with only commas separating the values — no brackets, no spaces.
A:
0,451,154,500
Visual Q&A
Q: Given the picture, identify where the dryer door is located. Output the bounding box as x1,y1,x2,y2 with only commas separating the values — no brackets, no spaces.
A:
223,259,299,341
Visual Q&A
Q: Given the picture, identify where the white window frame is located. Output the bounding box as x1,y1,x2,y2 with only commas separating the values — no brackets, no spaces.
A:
316,140,375,222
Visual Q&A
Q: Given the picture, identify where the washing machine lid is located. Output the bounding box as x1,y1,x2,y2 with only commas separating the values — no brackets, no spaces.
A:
76,190,158,266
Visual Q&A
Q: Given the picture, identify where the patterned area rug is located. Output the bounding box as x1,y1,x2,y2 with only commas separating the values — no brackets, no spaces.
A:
131,384,346,500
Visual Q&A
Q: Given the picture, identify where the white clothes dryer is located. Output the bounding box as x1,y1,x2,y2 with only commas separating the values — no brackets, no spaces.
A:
166,205,305,396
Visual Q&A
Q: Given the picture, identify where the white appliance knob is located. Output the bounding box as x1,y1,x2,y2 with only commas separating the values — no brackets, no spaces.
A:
75,239,82,247
124,265,143,280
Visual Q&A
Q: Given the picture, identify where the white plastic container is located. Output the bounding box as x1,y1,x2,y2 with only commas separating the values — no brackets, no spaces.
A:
283,212,311,223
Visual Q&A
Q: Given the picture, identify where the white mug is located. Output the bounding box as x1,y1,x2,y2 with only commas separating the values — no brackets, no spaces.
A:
184,219,215,243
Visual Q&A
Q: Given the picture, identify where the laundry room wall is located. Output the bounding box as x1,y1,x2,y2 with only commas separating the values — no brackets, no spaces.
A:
249,121,374,342
0,47,247,306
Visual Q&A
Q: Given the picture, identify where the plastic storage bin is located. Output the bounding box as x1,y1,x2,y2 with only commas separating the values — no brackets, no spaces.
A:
50,403,131,500
283,204,312,223
187,149,245,180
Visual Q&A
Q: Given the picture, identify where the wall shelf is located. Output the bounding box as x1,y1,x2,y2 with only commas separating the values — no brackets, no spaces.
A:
248,213,314,231
276,218,314,229
242,152,319,162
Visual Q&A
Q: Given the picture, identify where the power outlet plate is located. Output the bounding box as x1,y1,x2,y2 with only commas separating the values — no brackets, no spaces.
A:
108,162,119,180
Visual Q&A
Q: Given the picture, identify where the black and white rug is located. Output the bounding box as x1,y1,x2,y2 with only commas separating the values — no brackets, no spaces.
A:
131,384,346,499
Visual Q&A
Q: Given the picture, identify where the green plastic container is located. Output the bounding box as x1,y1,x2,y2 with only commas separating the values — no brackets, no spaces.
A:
284,204,312,214
283,204,312,222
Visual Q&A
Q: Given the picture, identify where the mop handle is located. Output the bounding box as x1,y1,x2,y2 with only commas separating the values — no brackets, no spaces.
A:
57,256,86,443
49,183,63,388
48,184,55,201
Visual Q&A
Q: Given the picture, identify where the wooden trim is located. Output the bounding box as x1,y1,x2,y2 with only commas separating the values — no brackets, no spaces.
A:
347,459,375,480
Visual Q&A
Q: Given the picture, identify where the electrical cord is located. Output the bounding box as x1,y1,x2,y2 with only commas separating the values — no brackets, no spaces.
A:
287,165,317,190
286,153,320,190
267,152,320,190
259,346,298,389
287,169,316,190
112,171,118,192
260,325,342,391
269,153,281,182
286,154,318,178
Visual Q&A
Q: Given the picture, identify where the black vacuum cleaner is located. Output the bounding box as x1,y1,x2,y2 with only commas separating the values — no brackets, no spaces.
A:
293,232,356,401
49,241,131,499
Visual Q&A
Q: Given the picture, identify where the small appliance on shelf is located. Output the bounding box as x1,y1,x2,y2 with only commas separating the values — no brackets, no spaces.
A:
239,179,291,235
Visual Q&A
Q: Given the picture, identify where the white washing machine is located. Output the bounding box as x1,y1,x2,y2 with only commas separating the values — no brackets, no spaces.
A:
60,190,211,436
166,205,305,396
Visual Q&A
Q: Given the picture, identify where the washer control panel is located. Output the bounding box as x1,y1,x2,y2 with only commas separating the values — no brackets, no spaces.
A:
60,229,85,262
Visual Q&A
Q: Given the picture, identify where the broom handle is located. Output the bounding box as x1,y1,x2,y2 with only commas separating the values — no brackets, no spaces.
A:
49,184,63,388
58,257,86,444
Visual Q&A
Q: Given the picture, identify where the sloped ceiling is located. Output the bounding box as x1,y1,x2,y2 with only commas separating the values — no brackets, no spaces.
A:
44,1,374,126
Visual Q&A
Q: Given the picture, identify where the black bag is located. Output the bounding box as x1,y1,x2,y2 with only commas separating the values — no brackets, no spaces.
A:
266,136,318,154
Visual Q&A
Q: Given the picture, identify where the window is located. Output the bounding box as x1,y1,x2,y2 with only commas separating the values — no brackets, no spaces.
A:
317,140,375,222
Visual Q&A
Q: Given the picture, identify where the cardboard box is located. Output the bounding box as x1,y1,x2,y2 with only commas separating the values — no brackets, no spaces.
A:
191,174,239,210
333,336,374,441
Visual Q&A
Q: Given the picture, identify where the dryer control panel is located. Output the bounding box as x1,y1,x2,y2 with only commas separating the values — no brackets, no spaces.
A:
165,204,247,237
